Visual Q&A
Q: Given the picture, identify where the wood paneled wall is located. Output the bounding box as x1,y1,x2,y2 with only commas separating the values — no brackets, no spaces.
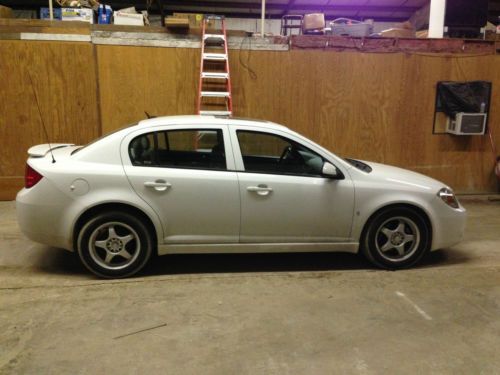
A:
229,50,500,193
96,45,199,134
97,46,500,193
0,40,100,199
1,39,499,199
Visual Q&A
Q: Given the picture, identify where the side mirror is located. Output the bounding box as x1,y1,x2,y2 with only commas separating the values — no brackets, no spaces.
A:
322,162,342,179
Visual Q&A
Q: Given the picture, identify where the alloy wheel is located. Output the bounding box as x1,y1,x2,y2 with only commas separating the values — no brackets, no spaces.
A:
88,222,141,270
374,216,421,262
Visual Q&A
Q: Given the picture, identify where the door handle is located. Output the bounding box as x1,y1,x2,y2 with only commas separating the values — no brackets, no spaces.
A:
247,185,273,196
144,180,172,192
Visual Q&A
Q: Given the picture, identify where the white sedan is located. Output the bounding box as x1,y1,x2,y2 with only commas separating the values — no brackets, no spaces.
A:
16,116,466,278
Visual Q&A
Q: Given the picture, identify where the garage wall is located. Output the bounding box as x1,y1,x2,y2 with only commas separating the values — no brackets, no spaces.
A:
0,40,100,200
1,39,499,199
97,46,500,193
231,50,500,193
96,45,199,134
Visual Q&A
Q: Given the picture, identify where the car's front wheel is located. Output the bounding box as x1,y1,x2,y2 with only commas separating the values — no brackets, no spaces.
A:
361,207,431,270
77,211,153,278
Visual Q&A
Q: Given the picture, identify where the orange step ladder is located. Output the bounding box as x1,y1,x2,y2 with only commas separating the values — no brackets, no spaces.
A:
196,15,233,116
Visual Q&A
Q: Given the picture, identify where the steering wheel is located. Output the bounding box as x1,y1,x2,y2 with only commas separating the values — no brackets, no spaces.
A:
279,145,293,164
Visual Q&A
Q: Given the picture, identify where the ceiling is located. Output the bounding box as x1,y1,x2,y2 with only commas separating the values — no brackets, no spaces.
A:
2,0,430,21
2,0,499,24
490,0,500,23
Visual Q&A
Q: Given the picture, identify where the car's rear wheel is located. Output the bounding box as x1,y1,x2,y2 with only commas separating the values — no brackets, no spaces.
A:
361,207,431,270
77,211,153,278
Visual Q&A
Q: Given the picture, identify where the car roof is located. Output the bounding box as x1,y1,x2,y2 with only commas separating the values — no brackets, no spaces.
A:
136,115,289,131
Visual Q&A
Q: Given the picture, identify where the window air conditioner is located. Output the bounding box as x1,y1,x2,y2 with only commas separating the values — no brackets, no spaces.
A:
446,112,487,135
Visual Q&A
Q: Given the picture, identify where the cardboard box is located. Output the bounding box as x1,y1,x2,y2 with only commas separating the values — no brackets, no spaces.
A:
114,11,144,26
0,5,13,18
380,28,415,38
40,7,93,23
173,13,213,28
303,13,325,31
61,8,93,23
416,29,429,38
165,17,190,29
381,21,415,38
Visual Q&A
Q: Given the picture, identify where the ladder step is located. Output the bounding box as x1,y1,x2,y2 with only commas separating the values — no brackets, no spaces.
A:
200,110,232,116
204,34,225,41
202,72,229,79
203,53,227,61
201,91,230,98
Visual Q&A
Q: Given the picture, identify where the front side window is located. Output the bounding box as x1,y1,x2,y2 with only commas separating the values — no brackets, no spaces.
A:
129,129,226,170
237,130,325,176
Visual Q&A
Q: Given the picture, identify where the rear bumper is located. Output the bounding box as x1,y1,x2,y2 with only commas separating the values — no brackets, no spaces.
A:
16,182,74,251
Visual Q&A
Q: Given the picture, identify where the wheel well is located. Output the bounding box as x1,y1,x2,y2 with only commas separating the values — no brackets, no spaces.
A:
72,203,158,253
360,203,433,243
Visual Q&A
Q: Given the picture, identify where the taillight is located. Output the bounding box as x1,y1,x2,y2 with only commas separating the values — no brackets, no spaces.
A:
25,164,43,188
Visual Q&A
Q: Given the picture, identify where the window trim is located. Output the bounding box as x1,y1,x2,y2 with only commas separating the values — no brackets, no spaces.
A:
128,128,229,171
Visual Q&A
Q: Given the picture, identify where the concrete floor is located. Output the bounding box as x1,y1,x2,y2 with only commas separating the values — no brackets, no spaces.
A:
0,200,499,374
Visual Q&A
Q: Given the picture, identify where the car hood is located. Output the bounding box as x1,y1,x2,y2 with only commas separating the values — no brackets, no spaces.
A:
360,160,445,192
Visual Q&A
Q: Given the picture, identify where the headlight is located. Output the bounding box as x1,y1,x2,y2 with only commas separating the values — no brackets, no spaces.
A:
437,187,459,209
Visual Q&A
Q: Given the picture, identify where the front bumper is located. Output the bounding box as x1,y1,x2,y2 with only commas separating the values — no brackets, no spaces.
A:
430,199,467,251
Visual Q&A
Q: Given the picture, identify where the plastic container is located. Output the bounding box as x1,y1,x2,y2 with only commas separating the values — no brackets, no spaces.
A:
330,18,373,37
40,8,62,20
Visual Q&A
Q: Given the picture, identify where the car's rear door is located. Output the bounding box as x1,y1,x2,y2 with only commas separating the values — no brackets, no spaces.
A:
229,126,355,243
122,124,240,244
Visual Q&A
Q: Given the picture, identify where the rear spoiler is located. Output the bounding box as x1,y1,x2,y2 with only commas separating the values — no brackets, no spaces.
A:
28,143,74,158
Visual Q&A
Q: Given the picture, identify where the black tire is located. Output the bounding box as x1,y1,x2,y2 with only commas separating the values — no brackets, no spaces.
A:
77,211,153,278
361,207,431,270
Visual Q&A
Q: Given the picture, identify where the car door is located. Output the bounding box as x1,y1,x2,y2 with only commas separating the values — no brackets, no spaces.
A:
122,124,240,244
230,127,354,243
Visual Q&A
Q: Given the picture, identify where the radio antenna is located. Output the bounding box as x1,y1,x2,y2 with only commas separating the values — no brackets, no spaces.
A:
27,70,56,164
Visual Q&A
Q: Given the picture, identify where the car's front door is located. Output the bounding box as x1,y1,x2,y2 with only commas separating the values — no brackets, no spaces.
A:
231,128,355,243
123,125,240,244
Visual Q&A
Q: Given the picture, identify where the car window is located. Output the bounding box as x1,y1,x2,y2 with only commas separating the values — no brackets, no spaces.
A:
236,130,324,176
129,129,226,170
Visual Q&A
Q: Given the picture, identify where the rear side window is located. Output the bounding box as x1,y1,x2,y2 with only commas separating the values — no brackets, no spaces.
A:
129,129,226,170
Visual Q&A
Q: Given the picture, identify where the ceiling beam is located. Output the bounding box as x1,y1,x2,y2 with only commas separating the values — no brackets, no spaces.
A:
0,0,420,14
156,2,420,13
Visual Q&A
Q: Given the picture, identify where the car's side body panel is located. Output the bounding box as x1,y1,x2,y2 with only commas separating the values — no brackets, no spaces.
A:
120,124,241,244
226,124,356,243
17,139,164,251
348,166,466,251
157,242,359,255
